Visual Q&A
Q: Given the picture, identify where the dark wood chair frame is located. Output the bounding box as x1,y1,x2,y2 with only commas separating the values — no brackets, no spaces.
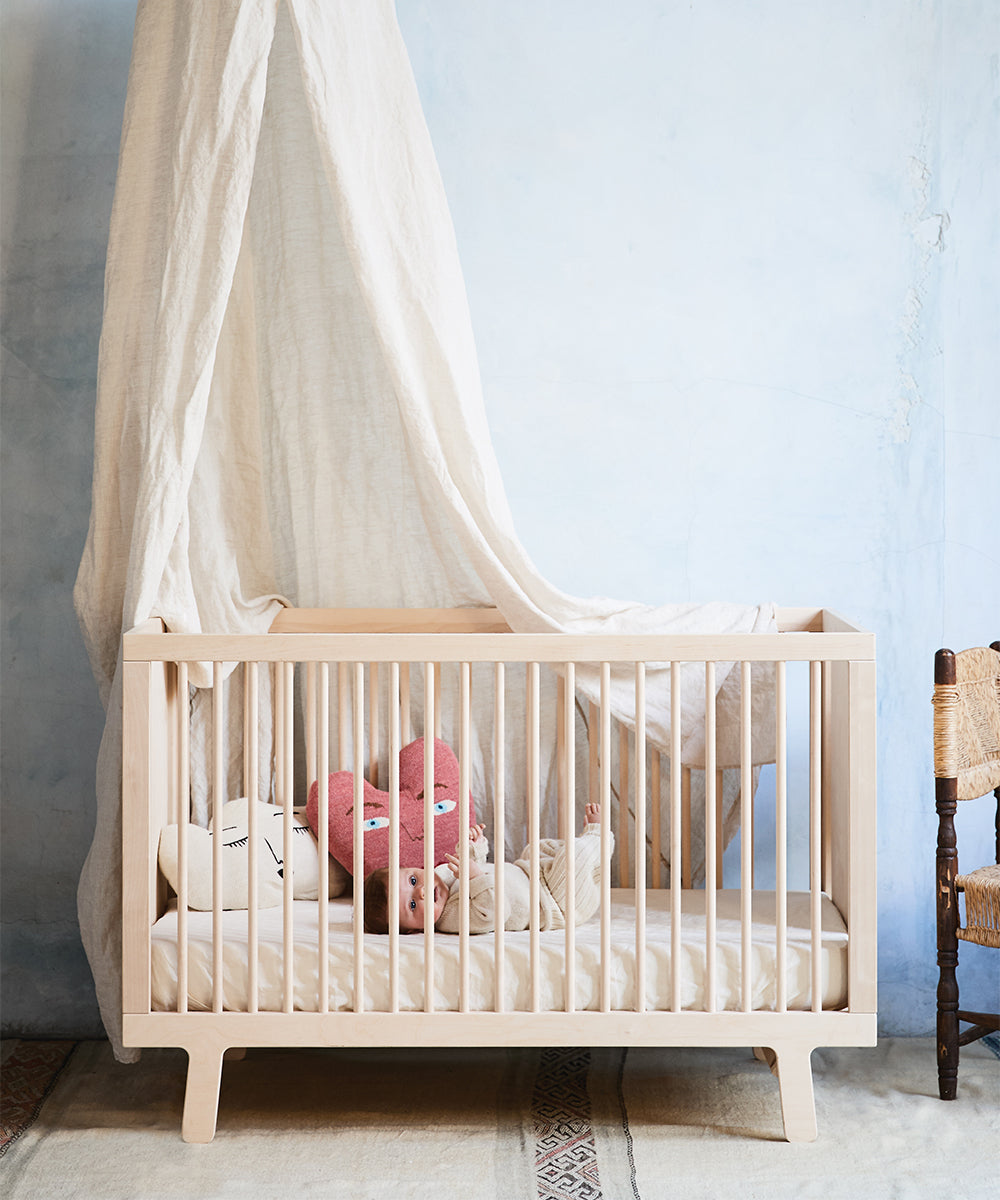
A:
934,642,1000,1101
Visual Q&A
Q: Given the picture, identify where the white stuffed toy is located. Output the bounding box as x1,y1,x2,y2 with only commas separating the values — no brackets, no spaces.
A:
158,798,349,911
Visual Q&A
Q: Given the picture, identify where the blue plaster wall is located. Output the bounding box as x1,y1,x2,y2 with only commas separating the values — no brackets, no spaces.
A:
2,0,997,1038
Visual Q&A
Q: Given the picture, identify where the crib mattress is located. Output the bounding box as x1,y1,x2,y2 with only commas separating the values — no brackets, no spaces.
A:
150,889,848,1014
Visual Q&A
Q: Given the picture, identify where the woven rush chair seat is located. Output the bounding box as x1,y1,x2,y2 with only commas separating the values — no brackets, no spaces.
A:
956,864,1000,949
933,642,1000,1101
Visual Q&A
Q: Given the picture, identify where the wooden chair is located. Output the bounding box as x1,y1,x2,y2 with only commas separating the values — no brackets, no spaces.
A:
933,643,1000,1100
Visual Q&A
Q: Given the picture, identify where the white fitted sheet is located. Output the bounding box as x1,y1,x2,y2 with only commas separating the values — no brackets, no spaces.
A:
150,889,848,1014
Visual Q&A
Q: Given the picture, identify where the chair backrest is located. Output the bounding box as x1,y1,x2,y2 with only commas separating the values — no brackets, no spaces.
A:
933,644,1000,800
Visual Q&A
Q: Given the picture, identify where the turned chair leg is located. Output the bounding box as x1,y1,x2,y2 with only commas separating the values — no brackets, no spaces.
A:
181,1045,225,1143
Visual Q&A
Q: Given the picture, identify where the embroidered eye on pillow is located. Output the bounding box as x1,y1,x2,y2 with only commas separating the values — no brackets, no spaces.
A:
305,737,475,877
158,797,350,910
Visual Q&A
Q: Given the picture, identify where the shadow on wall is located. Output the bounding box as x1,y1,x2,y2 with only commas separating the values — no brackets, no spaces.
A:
1,1,134,1038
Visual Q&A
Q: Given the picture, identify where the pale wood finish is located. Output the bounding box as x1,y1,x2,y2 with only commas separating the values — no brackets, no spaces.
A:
120,606,877,1145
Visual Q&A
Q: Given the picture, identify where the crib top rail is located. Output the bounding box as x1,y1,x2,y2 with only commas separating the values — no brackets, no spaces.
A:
122,607,874,665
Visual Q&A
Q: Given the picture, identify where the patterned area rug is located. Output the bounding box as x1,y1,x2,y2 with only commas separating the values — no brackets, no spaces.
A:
0,1041,77,1158
1,1038,997,1199
531,1048,639,1200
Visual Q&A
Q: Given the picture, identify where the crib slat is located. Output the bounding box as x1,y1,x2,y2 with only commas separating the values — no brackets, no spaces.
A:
353,662,365,1013
563,662,576,1014
600,662,612,1013
716,767,725,887
389,662,400,1013
670,663,682,1012
177,661,189,1015
493,662,506,1013
810,659,823,1012
740,660,752,1013
459,662,471,1013
635,662,647,1014
283,660,294,1015
424,663,436,1012
528,661,541,1013
705,662,717,1014
776,659,788,1013
317,661,330,1015
245,661,259,1015
212,661,224,1014
651,751,662,889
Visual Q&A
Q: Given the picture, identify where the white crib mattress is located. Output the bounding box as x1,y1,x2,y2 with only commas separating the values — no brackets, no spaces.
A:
150,889,848,1014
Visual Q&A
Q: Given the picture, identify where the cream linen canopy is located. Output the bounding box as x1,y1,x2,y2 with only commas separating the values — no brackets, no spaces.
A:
75,0,774,1058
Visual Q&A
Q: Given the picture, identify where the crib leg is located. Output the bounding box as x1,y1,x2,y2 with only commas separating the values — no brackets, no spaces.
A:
181,1045,225,1143
769,1045,818,1143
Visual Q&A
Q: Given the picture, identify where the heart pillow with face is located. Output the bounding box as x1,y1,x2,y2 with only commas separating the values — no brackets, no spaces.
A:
158,798,350,910
305,737,475,877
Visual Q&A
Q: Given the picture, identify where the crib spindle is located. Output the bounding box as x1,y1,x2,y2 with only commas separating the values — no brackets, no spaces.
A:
177,661,190,1015
245,661,259,1015
352,662,365,1013
670,662,682,1013
776,659,788,1013
317,661,330,1015
528,661,541,1013
600,662,612,1013
810,660,823,1012
563,663,576,1014
493,662,505,1013
635,663,647,1014
212,661,225,1014
651,751,662,889
389,662,400,1013
423,663,436,1012
459,662,471,1013
282,660,294,1015
740,660,753,1013
705,662,717,1014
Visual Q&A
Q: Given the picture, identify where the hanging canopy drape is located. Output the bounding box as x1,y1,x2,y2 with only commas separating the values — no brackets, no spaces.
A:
75,0,775,1058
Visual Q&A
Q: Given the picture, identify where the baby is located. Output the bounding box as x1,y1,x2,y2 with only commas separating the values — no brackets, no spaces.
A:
363,804,611,935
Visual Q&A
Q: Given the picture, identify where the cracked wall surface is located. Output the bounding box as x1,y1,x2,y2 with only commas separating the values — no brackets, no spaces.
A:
3,0,998,1038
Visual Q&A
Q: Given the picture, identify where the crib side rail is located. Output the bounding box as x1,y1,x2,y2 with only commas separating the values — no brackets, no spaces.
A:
122,654,177,1015
824,657,878,1012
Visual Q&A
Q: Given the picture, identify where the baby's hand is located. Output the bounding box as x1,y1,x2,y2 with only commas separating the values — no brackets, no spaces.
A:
445,850,484,880
469,823,486,843
585,803,600,827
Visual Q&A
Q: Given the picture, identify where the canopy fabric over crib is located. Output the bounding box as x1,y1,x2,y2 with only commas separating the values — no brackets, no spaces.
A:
74,0,774,1058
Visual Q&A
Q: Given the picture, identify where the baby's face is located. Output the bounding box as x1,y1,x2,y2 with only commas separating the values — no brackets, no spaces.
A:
397,867,448,931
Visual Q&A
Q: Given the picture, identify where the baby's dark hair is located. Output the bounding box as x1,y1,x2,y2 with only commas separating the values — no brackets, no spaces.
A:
363,868,390,934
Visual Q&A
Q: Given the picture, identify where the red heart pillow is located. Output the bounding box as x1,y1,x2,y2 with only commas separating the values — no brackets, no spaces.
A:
305,737,475,877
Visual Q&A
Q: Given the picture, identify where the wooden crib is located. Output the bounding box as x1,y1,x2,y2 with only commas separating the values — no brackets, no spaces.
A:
121,607,876,1143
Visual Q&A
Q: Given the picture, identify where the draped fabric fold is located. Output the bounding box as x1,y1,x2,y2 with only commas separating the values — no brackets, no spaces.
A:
75,0,775,1058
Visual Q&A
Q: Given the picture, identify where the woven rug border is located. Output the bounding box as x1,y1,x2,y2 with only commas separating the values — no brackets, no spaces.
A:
0,1040,78,1158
